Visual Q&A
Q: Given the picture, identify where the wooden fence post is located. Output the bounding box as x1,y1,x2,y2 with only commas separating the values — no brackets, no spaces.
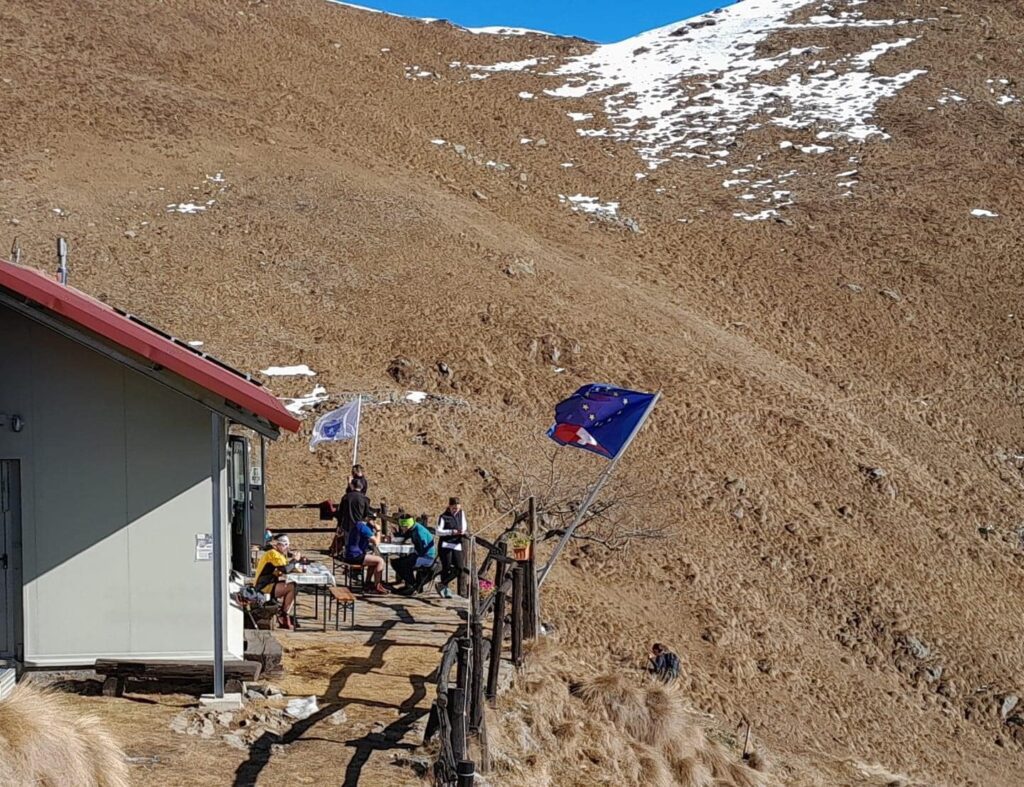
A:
469,538,485,734
379,500,389,540
449,686,466,762
457,759,475,787
456,637,471,704
470,620,485,732
511,564,524,667
524,496,538,640
486,553,507,702
457,531,470,597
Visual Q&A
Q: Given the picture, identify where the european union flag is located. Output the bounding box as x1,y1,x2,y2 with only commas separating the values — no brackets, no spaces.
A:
547,384,657,459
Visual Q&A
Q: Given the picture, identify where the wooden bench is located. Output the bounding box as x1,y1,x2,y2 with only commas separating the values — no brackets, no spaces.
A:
95,659,261,697
328,587,357,630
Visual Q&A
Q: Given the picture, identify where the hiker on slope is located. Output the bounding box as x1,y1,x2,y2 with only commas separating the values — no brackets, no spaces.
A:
648,642,680,682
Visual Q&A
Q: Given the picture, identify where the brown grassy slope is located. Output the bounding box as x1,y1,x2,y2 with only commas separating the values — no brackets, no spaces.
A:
1,0,1024,783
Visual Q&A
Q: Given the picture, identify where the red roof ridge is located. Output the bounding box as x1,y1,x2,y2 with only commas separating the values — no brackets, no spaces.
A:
0,258,301,434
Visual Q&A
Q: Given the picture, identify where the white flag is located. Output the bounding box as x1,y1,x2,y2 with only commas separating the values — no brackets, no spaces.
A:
309,398,360,452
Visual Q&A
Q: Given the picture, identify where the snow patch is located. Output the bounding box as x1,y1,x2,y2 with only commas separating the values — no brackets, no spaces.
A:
465,25,557,37
167,202,209,214
284,385,329,415
559,194,620,218
546,0,928,168
405,66,435,79
971,209,999,218
469,57,542,73
262,365,317,377
734,209,779,221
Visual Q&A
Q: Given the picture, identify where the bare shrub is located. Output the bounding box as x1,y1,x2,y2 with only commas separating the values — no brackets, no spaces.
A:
481,447,669,552
486,640,773,787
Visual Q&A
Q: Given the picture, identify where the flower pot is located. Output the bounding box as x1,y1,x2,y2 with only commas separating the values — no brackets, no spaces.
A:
512,545,530,561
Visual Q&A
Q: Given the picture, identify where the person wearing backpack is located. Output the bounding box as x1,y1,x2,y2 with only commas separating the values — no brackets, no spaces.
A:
649,642,680,682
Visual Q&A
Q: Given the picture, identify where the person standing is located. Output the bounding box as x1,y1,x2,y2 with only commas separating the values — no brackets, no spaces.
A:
436,497,468,599
336,480,371,537
350,464,368,494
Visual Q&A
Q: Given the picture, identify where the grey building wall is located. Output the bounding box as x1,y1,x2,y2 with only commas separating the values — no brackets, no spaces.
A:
0,303,242,665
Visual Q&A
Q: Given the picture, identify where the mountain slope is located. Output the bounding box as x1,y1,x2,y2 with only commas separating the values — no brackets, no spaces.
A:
2,0,1023,783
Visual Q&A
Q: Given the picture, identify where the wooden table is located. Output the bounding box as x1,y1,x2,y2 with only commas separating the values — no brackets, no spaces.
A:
376,541,415,583
284,565,335,631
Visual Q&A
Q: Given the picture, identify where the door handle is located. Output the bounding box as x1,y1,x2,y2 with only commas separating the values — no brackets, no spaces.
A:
0,553,7,570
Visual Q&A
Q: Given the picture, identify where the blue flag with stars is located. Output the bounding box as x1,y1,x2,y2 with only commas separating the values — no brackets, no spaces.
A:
547,384,657,459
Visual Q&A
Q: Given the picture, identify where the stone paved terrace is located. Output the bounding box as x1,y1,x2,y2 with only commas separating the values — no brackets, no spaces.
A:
227,574,468,785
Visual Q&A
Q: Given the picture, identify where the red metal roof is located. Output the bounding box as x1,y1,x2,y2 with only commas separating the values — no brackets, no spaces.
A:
0,258,301,434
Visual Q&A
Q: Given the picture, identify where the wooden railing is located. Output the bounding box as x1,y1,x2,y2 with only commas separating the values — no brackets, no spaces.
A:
425,498,540,786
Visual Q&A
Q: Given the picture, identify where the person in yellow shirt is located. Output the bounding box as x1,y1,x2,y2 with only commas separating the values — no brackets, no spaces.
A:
254,535,302,630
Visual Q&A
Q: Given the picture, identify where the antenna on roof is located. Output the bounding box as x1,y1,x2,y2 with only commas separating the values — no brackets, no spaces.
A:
10,238,20,265
56,237,68,285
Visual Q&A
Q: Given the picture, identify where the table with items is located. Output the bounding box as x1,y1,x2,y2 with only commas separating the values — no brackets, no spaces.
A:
284,563,336,631
376,540,415,583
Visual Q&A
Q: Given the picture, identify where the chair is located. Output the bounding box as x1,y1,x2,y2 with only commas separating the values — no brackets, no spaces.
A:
335,560,367,590
412,558,442,594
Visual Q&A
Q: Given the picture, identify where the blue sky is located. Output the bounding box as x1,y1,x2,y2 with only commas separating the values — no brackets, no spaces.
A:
342,1,730,43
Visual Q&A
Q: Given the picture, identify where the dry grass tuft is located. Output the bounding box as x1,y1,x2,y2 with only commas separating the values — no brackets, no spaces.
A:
0,682,129,787
486,642,772,786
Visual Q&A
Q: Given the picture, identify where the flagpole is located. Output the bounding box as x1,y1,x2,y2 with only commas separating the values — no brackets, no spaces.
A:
537,391,660,587
351,394,362,466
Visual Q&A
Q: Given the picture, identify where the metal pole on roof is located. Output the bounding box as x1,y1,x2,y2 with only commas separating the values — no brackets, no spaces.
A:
210,412,226,698
56,237,68,285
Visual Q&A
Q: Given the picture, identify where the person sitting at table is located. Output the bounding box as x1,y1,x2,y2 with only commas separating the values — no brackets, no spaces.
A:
344,517,388,595
253,535,303,630
392,514,438,595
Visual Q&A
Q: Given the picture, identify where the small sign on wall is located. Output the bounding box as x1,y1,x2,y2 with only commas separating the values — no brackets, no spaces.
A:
195,533,213,561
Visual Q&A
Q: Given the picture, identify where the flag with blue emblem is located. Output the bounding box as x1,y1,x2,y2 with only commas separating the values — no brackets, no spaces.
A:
547,384,657,460
309,397,361,452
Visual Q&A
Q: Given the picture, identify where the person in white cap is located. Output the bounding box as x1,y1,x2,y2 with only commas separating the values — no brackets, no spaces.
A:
253,535,303,630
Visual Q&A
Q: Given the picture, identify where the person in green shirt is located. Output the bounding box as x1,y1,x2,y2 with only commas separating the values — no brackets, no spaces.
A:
392,514,438,595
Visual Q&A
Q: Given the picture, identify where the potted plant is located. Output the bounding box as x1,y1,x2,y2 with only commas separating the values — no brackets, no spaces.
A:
509,532,532,561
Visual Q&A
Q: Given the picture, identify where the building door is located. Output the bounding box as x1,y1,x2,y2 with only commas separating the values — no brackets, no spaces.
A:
227,436,251,575
0,460,22,659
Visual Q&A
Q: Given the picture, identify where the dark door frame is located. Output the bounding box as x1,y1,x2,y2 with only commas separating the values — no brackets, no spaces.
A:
1,459,23,661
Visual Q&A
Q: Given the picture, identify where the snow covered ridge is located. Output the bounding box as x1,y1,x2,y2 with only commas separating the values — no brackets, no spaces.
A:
545,0,930,168
326,1,561,37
